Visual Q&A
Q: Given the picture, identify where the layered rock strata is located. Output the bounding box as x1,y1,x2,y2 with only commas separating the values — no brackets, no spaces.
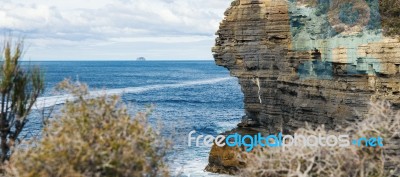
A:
213,0,400,132
207,0,400,174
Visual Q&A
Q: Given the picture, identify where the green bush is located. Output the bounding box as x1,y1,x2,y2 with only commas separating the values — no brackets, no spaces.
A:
8,79,169,177
0,38,44,162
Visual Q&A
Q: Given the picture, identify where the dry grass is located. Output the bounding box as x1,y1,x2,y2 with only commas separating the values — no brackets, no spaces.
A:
239,101,400,177
5,79,170,177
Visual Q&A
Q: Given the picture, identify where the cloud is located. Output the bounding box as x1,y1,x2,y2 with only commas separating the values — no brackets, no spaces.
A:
0,0,231,60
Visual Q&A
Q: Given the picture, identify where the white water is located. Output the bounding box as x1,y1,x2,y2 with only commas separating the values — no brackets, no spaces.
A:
33,77,234,110
32,76,236,177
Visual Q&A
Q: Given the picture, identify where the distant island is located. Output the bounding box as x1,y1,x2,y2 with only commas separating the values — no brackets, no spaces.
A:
136,57,146,61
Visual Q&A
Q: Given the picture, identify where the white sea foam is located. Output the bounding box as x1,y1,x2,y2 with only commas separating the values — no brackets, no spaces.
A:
34,77,233,110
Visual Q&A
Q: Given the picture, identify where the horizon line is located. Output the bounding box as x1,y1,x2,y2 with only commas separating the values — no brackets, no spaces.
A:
19,59,215,62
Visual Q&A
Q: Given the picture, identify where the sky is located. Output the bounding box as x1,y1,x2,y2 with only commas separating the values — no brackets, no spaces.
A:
0,0,232,60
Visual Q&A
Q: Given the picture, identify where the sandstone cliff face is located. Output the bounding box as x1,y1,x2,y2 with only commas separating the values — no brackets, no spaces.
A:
213,0,400,132
207,0,400,174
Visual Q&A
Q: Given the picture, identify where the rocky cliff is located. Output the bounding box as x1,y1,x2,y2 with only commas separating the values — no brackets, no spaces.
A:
213,0,400,132
207,0,400,174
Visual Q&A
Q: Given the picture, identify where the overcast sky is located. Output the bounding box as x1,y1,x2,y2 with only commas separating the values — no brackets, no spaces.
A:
0,0,231,60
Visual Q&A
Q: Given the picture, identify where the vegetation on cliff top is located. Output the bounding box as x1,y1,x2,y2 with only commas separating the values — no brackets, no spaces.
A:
297,0,400,36
380,0,400,36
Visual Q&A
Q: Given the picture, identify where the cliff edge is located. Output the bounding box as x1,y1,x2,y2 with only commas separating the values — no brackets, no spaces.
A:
207,0,400,174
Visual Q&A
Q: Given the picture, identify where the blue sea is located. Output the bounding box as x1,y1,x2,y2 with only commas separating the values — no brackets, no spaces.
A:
23,61,244,177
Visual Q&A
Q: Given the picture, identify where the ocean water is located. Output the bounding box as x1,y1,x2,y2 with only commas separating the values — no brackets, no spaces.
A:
22,61,244,177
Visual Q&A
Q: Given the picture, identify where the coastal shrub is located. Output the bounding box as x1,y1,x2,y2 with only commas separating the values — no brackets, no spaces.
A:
297,0,400,36
380,0,400,36
0,38,44,162
7,79,170,177
239,101,400,177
